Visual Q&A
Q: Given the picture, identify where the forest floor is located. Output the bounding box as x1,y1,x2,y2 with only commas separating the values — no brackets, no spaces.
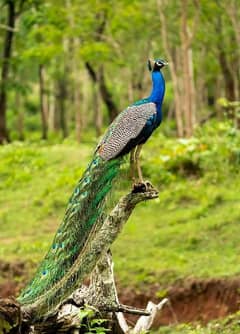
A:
1,121,240,333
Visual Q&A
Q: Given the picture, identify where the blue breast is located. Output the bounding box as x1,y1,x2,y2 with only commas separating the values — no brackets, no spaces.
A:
116,70,165,154
138,111,161,144
138,71,165,143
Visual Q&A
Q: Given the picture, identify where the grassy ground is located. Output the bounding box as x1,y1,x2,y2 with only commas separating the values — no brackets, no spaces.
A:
1,121,240,333
156,311,240,334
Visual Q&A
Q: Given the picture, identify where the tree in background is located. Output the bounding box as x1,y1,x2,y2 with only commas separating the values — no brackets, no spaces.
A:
0,0,239,143
0,0,16,143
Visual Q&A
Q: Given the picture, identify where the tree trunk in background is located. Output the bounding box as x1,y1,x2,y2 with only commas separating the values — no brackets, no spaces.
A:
48,95,56,132
0,0,15,143
75,81,82,142
85,9,119,124
216,15,236,101
180,0,196,137
189,47,196,125
48,79,60,132
72,43,82,142
72,42,82,142
132,58,149,100
157,0,184,137
218,50,235,101
57,77,68,139
66,0,82,142
98,66,119,122
85,62,119,123
93,77,102,137
226,1,240,100
39,64,48,140
196,48,208,112
15,90,24,141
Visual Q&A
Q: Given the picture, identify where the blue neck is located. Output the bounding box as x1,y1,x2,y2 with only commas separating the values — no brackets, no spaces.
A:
149,71,165,105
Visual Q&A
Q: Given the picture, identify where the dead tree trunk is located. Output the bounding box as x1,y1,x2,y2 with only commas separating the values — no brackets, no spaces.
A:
0,185,169,334
0,0,16,143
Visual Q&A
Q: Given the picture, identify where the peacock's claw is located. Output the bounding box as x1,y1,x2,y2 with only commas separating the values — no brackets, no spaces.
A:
132,180,154,193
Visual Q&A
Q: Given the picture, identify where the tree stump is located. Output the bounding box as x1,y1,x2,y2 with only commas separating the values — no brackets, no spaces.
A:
0,184,168,333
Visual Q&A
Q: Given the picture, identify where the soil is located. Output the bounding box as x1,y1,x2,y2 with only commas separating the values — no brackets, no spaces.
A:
0,260,28,298
1,260,240,326
118,278,240,326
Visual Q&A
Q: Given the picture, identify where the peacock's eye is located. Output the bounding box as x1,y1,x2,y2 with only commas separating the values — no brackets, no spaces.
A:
156,61,161,66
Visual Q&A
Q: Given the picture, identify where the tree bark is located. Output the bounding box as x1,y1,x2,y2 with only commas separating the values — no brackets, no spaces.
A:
0,184,160,334
218,50,235,101
55,70,68,139
0,184,169,333
0,0,16,143
50,79,61,132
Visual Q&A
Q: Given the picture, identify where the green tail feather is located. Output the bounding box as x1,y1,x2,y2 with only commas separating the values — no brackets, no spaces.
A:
18,154,121,308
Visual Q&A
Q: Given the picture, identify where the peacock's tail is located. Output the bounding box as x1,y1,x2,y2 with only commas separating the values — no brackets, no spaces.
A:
18,154,121,311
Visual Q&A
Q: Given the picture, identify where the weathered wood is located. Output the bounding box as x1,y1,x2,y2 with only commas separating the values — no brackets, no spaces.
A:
0,185,167,333
21,184,159,321
0,298,21,334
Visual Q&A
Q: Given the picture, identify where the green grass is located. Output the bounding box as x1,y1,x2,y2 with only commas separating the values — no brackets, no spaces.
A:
113,176,240,287
156,312,240,333
0,141,93,264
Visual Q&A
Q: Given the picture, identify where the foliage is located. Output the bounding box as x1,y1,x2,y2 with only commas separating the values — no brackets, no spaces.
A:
142,119,240,186
79,307,110,334
0,0,239,141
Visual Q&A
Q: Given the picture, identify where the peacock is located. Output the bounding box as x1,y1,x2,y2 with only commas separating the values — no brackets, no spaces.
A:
18,58,167,316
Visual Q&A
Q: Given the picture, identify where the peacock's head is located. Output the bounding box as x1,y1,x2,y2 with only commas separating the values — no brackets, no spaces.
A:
148,59,168,72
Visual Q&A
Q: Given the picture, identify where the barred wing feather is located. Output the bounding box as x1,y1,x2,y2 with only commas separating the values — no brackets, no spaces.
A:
98,102,156,160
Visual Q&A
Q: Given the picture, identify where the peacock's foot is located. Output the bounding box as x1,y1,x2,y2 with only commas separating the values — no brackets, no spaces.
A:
132,180,156,193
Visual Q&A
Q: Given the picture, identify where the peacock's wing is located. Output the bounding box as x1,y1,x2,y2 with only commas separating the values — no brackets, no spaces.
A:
97,102,157,160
